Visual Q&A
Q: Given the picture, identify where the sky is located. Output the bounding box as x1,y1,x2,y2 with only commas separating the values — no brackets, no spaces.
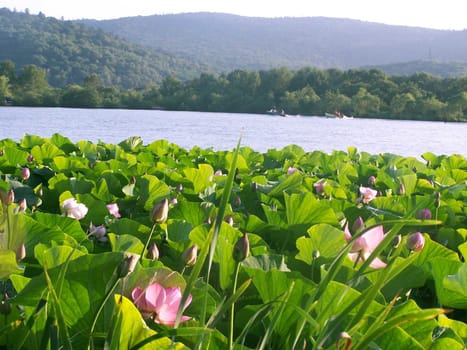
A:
1,0,466,30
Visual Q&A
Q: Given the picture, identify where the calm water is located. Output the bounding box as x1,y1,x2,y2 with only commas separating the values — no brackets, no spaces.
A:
1,107,466,157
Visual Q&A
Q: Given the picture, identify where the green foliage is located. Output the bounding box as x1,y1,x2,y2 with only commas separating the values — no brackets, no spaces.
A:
0,132,466,349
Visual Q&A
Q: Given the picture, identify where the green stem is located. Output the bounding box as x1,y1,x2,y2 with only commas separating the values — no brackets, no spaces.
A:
88,277,120,350
141,223,157,258
229,263,241,350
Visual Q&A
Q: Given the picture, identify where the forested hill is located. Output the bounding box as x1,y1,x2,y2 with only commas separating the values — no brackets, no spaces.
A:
81,12,467,75
0,8,210,88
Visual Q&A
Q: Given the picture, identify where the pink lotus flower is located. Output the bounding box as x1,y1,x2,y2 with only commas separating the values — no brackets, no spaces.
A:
344,223,387,268
62,197,88,220
132,282,192,326
358,186,377,204
106,203,121,218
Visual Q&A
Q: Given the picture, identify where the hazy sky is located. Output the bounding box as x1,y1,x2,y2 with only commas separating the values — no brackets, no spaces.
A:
1,0,466,30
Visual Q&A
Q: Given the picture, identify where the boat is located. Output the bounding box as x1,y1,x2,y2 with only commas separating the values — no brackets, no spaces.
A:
325,111,353,119
266,107,288,117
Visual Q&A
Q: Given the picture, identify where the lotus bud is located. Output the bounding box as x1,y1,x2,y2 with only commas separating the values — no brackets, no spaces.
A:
406,232,425,252
314,182,325,196
27,154,34,163
251,182,258,191
18,198,27,213
21,167,30,180
435,192,441,208
287,167,297,174
416,208,432,221
0,293,11,316
117,254,139,278
351,216,365,234
170,197,178,205
368,175,376,186
182,244,198,267
397,184,405,195
176,183,183,193
214,170,223,176
312,250,320,259
148,242,159,261
151,198,169,224
16,243,26,261
224,215,234,226
233,233,250,262
233,195,241,207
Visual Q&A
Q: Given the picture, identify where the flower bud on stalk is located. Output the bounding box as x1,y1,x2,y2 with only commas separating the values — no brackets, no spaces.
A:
416,208,432,220
182,244,198,267
147,242,159,261
27,154,34,163
21,167,30,180
0,189,14,206
151,198,169,224
435,192,441,208
406,232,425,252
16,243,26,261
368,176,376,186
233,233,250,263
397,183,405,195
351,216,365,234
118,254,139,278
224,215,234,226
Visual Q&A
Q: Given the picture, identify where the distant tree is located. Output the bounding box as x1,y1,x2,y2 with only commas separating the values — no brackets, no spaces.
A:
351,88,381,116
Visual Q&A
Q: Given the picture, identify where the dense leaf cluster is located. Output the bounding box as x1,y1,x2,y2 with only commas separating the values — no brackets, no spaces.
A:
1,61,466,121
0,8,207,89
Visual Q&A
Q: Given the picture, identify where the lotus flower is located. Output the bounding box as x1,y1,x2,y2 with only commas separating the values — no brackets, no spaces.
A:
344,224,387,268
358,186,377,204
132,282,192,326
62,197,88,220
106,203,121,218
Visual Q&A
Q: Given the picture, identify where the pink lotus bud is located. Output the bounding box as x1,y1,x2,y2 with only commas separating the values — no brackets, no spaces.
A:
224,215,234,226
18,198,27,213
16,243,26,261
406,232,425,252
314,182,325,196
151,198,169,224
170,197,178,205
148,242,159,260
416,208,432,220
182,244,198,267
368,176,376,186
214,170,223,176
398,184,405,195
106,203,121,218
233,233,250,262
0,189,14,206
27,154,34,162
233,195,241,207
176,183,183,193
118,254,139,278
287,167,297,174
351,216,365,234
21,167,30,180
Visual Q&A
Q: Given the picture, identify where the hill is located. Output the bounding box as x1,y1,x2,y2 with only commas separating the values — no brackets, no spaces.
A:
80,12,467,76
0,8,210,88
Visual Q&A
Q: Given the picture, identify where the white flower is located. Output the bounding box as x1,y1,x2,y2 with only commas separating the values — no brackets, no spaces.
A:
62,197,88,220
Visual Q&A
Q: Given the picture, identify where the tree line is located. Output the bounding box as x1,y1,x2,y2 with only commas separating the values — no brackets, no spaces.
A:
1,60,466,121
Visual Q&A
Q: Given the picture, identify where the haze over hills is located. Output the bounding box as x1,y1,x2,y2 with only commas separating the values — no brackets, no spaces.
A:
81,12,467,74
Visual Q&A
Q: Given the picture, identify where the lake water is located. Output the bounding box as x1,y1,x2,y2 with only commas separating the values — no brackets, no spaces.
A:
1,107,466,157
